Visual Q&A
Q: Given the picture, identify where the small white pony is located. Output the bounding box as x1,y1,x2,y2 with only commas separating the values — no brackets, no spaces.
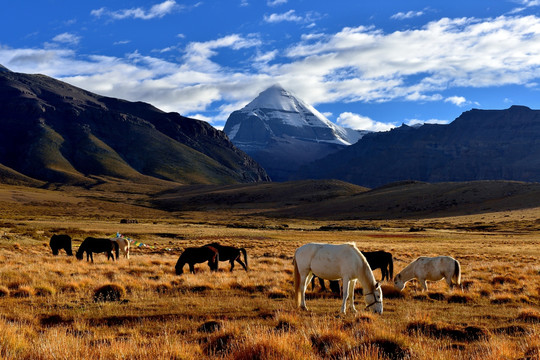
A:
112,237,130,259
394,256,461,291
293,242,383,314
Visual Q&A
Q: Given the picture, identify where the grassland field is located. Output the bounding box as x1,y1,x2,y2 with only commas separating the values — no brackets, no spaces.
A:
0,183,538,359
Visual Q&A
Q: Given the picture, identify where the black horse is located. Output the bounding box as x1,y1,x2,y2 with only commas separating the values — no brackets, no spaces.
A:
311,277,341,294
76,237,119,263
175,246,219,275
49,234,73,256
362,250,394,281
204,242,248,271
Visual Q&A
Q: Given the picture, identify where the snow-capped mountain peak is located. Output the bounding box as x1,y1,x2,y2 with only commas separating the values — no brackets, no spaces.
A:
226,84,362,145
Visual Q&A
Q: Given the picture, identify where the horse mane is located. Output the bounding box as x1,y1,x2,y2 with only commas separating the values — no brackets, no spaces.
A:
346,242,377,286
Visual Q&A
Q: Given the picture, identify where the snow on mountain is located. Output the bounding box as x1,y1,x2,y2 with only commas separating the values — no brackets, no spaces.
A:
223,84,367,181
226,84,363,146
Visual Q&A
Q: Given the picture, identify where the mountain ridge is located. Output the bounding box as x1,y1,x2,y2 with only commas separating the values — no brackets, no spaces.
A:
295,105,540,187
0,67,270,186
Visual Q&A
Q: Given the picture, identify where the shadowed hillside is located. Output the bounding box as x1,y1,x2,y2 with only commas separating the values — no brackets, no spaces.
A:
296,106,540,187
0,67,269,186
153,179,540,220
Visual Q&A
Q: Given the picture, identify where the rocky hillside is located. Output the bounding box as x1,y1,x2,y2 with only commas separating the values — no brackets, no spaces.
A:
0,66,269,186
296,106,540,187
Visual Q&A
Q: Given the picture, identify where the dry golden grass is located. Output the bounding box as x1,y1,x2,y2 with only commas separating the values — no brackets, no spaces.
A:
0,184,538,359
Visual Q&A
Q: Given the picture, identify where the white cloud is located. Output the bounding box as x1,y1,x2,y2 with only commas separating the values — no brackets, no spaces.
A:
336,112,395,131
405,118,450,126
6,15,540,128
445,96,467,106
52,33,81,45
267,0,287,6
264,10,303,23
91,1,179,20
391,10,424,20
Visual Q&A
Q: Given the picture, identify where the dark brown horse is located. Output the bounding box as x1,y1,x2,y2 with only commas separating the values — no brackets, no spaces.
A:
362,250,394,281
175,246,219,275
204,242,248,271
50,234,73,256
76,237,119,263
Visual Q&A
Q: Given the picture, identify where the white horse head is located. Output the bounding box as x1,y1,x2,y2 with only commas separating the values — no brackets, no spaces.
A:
393,274,406,291
364,281,383,314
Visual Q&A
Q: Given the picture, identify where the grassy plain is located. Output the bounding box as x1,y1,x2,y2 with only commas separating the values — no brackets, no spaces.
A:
0,183,538,359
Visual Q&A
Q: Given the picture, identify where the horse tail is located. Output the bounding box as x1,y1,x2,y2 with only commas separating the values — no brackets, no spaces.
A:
240,248,248,270
293,257,301,308
113,241,119,260
454,259,461,286
388,253,394,280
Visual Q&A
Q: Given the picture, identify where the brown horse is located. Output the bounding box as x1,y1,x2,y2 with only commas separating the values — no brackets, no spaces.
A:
175,246,219,275
204,242,248,271
50,234,73,256
76,237,119,263
362,250,393,281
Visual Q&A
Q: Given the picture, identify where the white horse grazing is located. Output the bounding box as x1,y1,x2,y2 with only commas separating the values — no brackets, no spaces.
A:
394,256,461,291
112,237,130,259
293,242,383,314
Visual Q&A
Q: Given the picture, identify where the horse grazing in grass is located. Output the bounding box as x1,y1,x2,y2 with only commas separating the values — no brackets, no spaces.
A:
362,250,394,282
293,243,383,314
204,242,248,271
112,237,130,259
76,237,119,263
312,250,394,293
394,256,461,291
175,246,219,275
49,234,73,256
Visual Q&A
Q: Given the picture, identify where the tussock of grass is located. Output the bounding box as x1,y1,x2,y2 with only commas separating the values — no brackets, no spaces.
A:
11,286,33,298
406,320,488,342
40,314,73,327
517,308,540,323
361,337,413,360
490,294,513,304
310,330,353,358
93,283,126,302
197,320,223,333
427,291,446,301
493,324,529,335
447,293,474,304
492,274,518,285
381,284,404,299
34,285,56,297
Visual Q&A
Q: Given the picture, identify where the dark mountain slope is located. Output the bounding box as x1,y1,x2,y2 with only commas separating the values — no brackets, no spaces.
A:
296,106,540,188
0,67,269,185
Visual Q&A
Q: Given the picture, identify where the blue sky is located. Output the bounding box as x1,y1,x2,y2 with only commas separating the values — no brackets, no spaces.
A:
2,1,540,131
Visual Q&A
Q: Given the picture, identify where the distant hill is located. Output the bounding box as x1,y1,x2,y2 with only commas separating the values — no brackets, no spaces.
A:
295,106,540,188
223,85,366,181
153,179,540,220
0,66,269,186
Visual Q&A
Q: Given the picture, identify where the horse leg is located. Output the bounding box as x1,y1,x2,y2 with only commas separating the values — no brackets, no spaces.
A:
300,273,313,310
189,263,195,274
420,278,428,291
229,260,235,272
348,279,357,313
446,275,454,289
236,258,248,271
381,267,387,282
341,278,350,314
